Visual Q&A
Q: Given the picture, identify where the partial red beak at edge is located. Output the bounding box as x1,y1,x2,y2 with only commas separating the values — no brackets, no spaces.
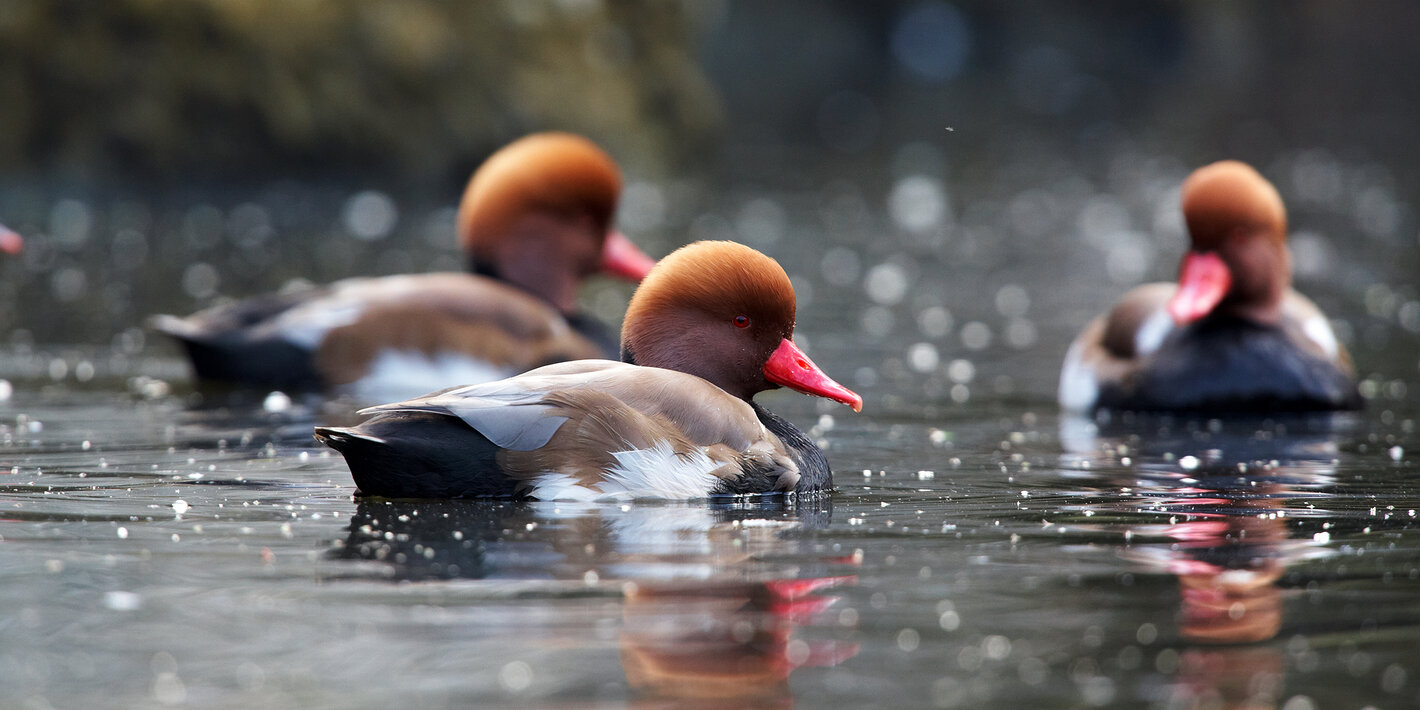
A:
600,230,656,282
1167,250,1231,325
763,338,863,412
0,224,22,255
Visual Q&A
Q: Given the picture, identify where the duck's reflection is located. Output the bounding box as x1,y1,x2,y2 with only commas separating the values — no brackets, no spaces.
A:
1062,412,1348,709
329,496,859,705
621,576,857,707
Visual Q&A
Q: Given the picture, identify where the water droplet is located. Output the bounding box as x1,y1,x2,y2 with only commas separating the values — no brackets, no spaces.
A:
498,661,533,692
342,191,398,241
50,267,88,303
182,263,219,299
888,175,948,232
907,343,939,373
103,590,142,611
946,359,975,384
864,262,909,305
263,391,292,413
960,322,992,350
49,198,92,249
890,2,971,82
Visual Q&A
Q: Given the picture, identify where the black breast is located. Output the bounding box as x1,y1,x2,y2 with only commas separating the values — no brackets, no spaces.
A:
562,312,621,360
707,404,833,496
1099,315,1361,413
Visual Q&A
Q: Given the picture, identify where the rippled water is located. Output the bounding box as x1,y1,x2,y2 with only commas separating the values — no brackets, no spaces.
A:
4,150,1420,708
2,377,1417,709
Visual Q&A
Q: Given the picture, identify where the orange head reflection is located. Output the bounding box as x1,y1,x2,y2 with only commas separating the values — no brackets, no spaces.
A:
621,576,859,706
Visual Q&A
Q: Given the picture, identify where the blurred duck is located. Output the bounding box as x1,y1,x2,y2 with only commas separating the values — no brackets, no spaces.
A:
315,240,862,500
1059,160,1360,413
0,223,22,254
151,132,656,402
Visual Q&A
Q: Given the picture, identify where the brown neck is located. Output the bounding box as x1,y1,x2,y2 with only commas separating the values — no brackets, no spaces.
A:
624,313,773,402
471,212,602,313
1217,230,1290,325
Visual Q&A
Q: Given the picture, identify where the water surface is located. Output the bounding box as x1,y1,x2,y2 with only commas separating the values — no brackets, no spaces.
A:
2,379,1416,709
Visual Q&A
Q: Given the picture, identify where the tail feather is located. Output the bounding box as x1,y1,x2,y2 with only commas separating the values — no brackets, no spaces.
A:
147,314,201,340
315,413,517,499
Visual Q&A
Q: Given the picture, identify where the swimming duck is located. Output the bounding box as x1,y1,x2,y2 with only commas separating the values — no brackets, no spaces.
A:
151,132,656,402
315,240,862,500
1059,160,1360,413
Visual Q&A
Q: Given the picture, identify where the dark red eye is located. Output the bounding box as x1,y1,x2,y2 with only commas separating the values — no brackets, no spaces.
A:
734,315,750,328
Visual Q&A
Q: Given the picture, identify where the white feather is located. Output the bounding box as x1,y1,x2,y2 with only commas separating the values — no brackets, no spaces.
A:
1057,340,1099,412
1301,315,1340,360
1133,308,1173,357
603,443,722,499
528,441,722,501
341,349,517,404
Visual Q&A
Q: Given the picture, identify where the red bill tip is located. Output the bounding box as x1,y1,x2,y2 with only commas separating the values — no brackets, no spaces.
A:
0,224,22,255
1167,250,1231,325
600,230,656,281
763,338,863,412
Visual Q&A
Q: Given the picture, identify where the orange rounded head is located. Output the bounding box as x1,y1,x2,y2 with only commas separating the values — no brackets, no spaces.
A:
621,240,862,411
1179,160,1287,251
456,132,653,281
1169,161,1288,324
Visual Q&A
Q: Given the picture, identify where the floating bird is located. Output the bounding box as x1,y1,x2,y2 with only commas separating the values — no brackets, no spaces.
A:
315,240,862,500
1059,160,1360,413
151,132,655,402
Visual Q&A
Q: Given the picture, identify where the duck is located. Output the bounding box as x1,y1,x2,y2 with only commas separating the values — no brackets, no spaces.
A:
150,132,656,402
0,223,21,254
1059,160,1361,413
314,240,863,500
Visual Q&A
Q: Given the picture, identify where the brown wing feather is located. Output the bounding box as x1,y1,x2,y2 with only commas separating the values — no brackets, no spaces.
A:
312,274,602,385
485,363,797,489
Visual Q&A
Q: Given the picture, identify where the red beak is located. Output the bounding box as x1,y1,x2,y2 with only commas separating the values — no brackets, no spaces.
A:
0,224,21,255
600,230,656,281
763,339,863,412
1167,251,1231,325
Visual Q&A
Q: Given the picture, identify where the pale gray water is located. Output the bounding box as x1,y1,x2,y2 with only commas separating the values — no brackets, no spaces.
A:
3,150,1420,709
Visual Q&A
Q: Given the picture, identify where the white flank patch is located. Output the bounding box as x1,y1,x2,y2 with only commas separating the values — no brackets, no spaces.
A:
1133,308,1173,357
1057,340,1099,412
602,442,721,499
1302,316,1340,360
528,442,722,501
343,350,516,403
273,299,367,350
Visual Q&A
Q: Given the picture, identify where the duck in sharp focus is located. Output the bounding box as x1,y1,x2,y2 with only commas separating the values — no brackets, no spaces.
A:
314,240,863,500
1059,160,1361,413
150,132,656,402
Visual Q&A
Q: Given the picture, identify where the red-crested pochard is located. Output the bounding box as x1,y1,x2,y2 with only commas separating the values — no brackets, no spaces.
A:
0,223,21,254
314,240,863,500
151,132,656,402
1059,160,1361,413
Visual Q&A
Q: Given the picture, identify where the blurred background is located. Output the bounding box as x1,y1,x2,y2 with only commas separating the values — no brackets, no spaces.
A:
1,0,1418,407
